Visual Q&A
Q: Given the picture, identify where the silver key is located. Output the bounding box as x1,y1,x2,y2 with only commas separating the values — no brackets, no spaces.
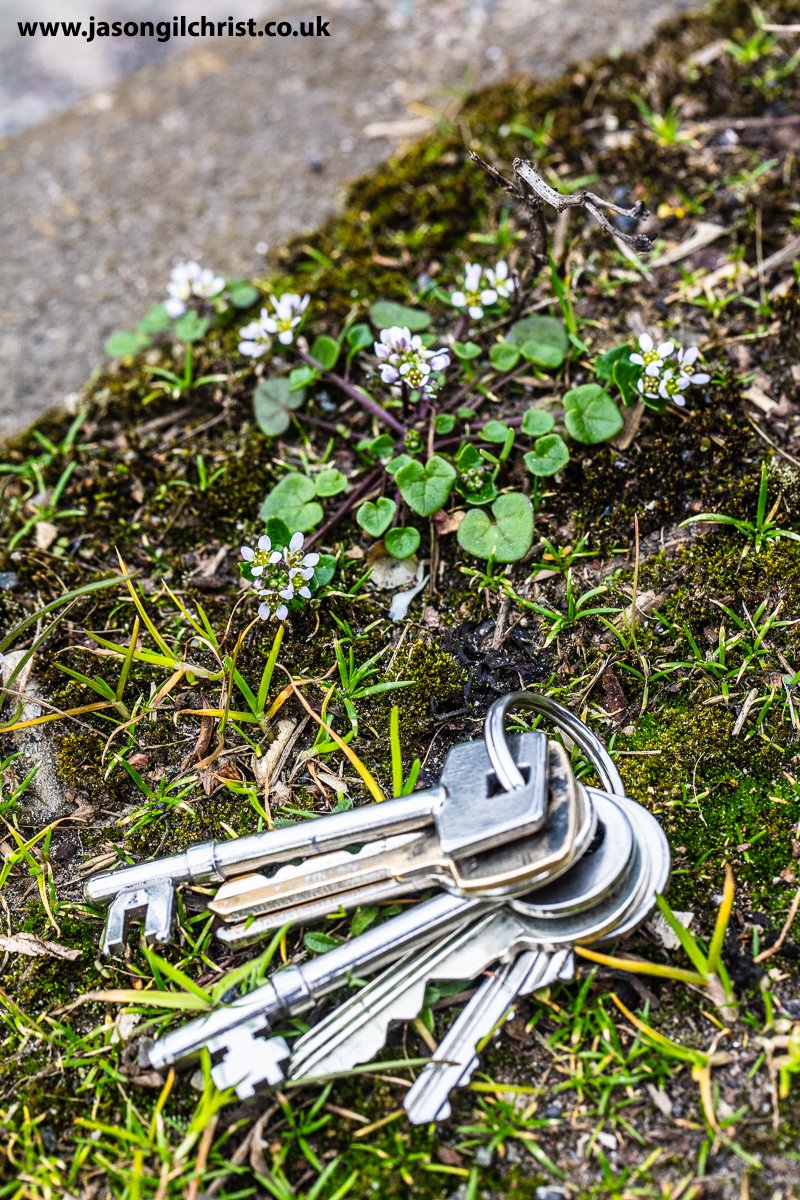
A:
287,791,637,1083
287,906,549,1082
87,729,549,954
209,743,586,938
404,791,671,1123
146,889,489,1090
404,948,574,1124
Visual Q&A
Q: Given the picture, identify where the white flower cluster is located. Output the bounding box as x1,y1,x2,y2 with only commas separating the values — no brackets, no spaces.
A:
630,333,710,407
239,293,310,357
450,260,515,320
164,261,225,317
374,326,450,397
241,531,319,622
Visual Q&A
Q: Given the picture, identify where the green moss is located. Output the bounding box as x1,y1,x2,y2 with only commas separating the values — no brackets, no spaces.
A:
620,702,799,911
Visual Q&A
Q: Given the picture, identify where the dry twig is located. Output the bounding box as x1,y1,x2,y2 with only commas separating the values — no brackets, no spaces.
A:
470,151,652,270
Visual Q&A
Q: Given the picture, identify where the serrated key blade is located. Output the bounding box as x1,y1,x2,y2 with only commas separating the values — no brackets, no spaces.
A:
288,907,528,1082
404,947,574,1125
210,833,425,921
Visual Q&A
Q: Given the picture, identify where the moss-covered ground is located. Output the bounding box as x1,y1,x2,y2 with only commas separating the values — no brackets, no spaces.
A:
2,2,800,1196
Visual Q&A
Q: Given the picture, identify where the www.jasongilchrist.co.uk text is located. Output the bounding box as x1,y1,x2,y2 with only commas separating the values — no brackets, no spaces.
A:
18,15,331,42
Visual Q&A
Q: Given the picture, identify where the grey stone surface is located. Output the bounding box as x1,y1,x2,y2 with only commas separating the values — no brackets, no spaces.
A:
0,0,698,440
1,0,264,134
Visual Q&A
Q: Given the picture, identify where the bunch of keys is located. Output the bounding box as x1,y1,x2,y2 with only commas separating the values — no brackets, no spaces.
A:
85,692,670,1123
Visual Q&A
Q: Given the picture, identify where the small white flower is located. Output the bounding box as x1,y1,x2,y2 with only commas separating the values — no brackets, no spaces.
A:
240,534,282,576
450,262,498,321
238,308,273,358
675,345,710,387
637,371,662,400
373,326,450,398
484,260,515,300
238,293,310,356
657,368,690,407
165,260,224,317
245,530,319,622
262,292,310,346
258,600,289,622
632,334,710,407
629,332,675,371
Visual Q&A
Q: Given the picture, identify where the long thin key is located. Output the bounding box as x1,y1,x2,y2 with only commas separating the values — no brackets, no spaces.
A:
215,759,596,947
404,948,574,1124
146,890,488,1086
404,793,672,1124
210,743,580,930
288,906,540,1082
288,792,642,1083
87,731,548,954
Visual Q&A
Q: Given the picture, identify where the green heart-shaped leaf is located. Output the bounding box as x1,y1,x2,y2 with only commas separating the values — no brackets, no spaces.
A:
228,283,260,309
173,311,210,344
457,492,534,562
311,553,337,589
563,385,623,444
346,323,373,351
507,315,568,369
357,498,397,537
384,527,421,560
260,474,323,532
434,413,456,435
315,468,348,497
396,455,456,516
369,300,430,331
104,330,150,358
524,434,570,477
453,340,482,362
489,342,520,372
480,420,512,445
521,408,555,437
310,335,340,370
138,304,172,334
254,377,306,437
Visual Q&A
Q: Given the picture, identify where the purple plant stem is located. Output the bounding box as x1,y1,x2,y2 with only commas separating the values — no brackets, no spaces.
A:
306,465,384,549
298,413,356,438
297,349,407,438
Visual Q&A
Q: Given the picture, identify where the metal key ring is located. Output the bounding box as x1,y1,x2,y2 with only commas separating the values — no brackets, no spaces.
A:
484,691,626,798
